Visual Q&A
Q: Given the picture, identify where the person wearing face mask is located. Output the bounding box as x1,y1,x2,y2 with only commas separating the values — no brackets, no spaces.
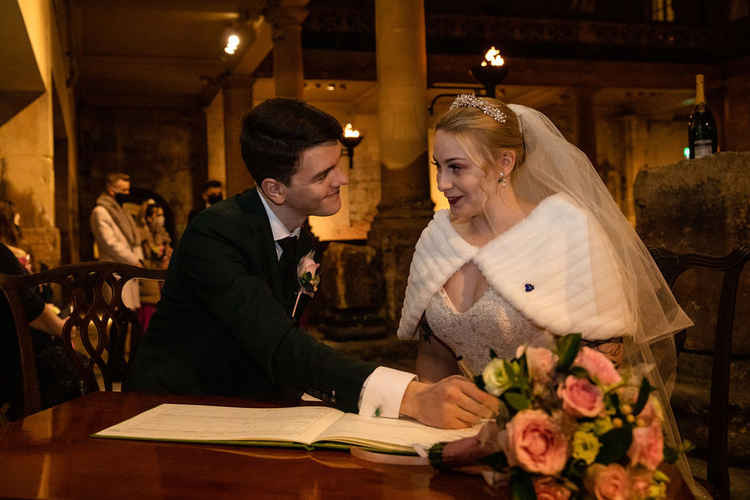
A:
90,172,143,310
188,180,223,223
137,200,172,331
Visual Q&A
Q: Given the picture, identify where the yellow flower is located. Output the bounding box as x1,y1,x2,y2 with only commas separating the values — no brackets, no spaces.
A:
648,482,668,499
572,431,600,465
593,417,614,435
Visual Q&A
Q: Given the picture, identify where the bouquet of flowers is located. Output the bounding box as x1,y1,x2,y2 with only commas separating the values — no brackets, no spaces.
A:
428,334,689,500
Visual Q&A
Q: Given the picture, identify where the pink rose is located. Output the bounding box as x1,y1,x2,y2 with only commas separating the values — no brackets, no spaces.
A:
573,347,622,386
636,397,663,427
628,422,664,470
534,477,572,500
518,346,557,383
505,409,568,475
557,375,604,418
628,469,654,499
585,463,630,500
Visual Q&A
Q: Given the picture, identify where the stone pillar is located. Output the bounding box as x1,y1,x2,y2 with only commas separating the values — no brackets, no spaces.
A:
268,1,308,100
0,0,60,269
222,75,255,195
622,114,647,225
368,0,433,325
575,87,598,173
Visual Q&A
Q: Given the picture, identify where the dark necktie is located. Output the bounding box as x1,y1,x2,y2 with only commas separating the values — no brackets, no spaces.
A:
277,236,298,304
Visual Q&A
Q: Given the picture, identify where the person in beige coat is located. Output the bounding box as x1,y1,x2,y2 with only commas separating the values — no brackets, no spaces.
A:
90,172,143,310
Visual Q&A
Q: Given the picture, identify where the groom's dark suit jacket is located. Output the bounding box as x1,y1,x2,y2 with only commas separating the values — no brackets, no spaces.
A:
128,189,376,411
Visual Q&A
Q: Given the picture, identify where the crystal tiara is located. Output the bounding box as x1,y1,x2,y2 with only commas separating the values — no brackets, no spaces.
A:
449,94,507,124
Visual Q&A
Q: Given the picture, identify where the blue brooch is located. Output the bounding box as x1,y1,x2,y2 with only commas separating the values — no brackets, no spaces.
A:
525,283,535,292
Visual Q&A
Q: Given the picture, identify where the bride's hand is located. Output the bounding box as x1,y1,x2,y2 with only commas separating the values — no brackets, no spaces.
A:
399,375,500,429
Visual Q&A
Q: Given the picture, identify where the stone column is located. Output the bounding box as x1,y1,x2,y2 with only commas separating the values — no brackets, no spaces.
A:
268,1,308,100
368,0,433,325
623,114,647,225
222,75,255,195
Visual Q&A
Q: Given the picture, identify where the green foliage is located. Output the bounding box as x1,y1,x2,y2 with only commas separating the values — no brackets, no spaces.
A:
480,451,509,470
510,467,536,500
563,458,588,485
556,333,582,371
474,374,485,391
569,366,589,379
595,427,633,464
663,445,678,464
632,377,654,416
505,391,531,412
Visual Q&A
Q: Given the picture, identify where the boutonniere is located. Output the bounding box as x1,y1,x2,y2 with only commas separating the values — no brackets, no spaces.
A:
291,250,320,318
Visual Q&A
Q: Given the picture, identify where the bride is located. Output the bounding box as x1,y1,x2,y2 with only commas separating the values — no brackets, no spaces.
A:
397,95,706,498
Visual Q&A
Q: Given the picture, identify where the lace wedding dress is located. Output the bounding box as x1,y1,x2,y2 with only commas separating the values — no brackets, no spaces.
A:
425,286,553,375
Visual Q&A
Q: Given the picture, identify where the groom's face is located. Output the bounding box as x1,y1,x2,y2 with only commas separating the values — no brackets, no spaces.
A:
283,141,347,218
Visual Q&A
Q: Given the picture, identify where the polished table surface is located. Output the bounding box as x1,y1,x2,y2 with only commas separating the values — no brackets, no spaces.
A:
0,392,693,499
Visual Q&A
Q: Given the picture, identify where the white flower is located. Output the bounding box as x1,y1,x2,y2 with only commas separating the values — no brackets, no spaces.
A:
296,250,320,296
482,358,513,396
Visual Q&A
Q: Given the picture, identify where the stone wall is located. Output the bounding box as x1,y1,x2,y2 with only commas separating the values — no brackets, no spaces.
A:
634,152,750,460
77,105,206,259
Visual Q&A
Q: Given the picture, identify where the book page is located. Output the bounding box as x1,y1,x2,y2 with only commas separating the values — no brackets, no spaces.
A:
94,404,344,445
315,414,482,453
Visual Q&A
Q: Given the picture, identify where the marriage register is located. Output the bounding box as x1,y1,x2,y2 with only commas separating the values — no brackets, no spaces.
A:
93,404,480,454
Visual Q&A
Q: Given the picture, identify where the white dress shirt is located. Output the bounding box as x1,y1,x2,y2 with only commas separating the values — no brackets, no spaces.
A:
257,190,414,417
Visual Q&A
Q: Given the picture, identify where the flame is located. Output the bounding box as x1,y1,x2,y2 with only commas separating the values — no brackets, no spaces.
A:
344,123,360,138
482,46,504,67
224,34,240,55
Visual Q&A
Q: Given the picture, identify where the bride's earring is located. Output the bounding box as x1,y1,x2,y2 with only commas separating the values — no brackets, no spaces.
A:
498,172,508,186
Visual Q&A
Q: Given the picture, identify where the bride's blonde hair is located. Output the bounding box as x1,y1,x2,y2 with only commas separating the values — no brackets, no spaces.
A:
435,97,525,182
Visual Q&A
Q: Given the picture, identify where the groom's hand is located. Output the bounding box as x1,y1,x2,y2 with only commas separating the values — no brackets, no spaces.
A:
399,375,500,429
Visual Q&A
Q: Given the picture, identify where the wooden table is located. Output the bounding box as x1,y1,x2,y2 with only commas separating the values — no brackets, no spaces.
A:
0,392,695,499
0,392,505,499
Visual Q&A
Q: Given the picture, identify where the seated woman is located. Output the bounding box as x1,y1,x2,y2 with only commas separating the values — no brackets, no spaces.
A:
397,96,701,495
0,206,96,421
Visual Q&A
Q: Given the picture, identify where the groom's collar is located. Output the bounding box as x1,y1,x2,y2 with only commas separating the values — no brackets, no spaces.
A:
257,189,301,242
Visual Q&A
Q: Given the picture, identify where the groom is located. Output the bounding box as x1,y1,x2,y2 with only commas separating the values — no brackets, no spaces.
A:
128,98,498,428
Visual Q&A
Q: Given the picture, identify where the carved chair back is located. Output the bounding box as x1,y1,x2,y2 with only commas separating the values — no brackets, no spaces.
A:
649,246,750,500
0,262,166,417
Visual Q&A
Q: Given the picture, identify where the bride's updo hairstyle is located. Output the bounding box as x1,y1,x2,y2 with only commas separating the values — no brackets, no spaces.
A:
435,96,525,182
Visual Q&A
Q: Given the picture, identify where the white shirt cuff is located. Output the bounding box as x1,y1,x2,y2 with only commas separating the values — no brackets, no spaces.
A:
358,366,416,418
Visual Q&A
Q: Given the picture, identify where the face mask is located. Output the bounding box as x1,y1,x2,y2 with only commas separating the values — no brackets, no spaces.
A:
114,192,129,205
207,193,222,205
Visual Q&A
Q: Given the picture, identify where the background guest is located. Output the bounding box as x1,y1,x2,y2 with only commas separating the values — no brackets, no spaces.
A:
188,179,223,223
0,208,97,422
90,172,143,310
137,200,171,331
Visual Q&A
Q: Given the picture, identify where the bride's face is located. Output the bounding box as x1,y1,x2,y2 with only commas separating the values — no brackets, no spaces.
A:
433,130,494,220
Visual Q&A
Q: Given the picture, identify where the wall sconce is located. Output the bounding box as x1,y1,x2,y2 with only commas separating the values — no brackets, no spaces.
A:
469,46,508,98
428,46,509,114
341,123,363,169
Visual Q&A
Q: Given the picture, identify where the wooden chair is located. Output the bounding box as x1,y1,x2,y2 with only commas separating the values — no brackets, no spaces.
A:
649,246,750,500
0,262,167,418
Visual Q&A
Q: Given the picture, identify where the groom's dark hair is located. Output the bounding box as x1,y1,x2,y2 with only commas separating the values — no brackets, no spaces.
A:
240,98,343,185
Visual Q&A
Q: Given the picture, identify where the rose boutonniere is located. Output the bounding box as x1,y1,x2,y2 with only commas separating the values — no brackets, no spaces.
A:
291,250,320,318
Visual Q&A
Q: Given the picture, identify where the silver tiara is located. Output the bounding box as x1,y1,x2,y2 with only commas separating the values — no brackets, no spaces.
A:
449,94,507,124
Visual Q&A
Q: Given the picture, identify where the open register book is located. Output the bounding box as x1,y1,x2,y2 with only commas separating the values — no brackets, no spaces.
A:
92,404,481,454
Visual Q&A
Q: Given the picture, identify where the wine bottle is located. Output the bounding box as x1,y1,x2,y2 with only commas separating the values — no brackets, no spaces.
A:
688,74,718,159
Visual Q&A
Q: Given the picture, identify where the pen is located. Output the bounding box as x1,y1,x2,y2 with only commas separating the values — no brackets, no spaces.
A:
456,355,475,380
